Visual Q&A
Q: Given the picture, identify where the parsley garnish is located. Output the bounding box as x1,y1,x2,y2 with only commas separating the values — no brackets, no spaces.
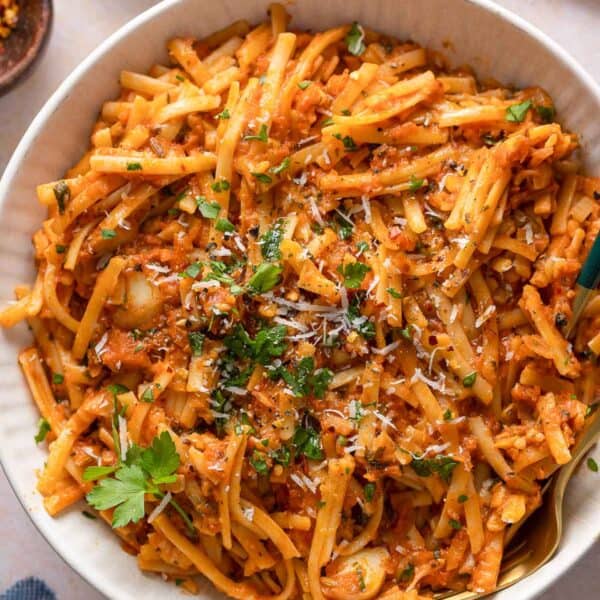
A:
188,331,205,356
175,74,185,82
196,197,221,218
101,229,117,239
271,445,291,467
216,108,231,120
270,157,290,175
506,99,532,123
587,457,599,473
180,262,201,279
337,261,371,288
333,133,357,151
126,162,143,171
224,324,287,366
250,450,269,475
297,80,311,90
252,172,273,184
55,244,67,254
52,372,64,384
387,287,402,299
34,418,51,443
443,408,453,421
269,357,333,399
345,22,366,56
211,179,230,193
356,241,369,255
398,564,414,582
347,294,375,339
463,372,477,387
449,519,462,530
244,124,268,142
247,262,283,293
293,425,323,460
141,386,154,403
410,454,458,482
52,181,70,214
215,218,235,233
458,494,469,503
259,219,285,260
408,174,425,191
85,431,193,532
364,482,375,502
535,104,555,123
334,212,354,240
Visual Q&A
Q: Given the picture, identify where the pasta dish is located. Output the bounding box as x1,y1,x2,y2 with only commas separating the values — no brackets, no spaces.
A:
3,4,600,598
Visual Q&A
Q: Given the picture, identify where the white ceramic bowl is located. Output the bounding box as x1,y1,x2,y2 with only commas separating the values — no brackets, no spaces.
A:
1,1,599,598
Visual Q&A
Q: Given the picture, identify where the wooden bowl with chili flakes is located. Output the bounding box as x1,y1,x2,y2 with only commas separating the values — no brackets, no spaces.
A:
0,0,52,94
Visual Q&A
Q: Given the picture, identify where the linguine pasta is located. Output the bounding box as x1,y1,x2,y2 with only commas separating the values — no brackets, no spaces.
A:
3,5,600,599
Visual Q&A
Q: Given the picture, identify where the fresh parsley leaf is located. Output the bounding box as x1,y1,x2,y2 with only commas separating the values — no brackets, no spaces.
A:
587,457,599,473
345,22,366,56
293,426,323,460
322,117,335,126
244,124,268,142
333,133,357,151
408,174,424,191
53,181,70,214
387,287,402,299
337,435,348,447
271,445,291,467
34,418,51,443
458,494,469,503
334,212,354,240
180,262,202,279
259,219,285,260
250,450,269,475
506,99,532,123
310,368,333,399
356,241,369,256
107,383,129,397
398,564,414,582
83,465,119,481
449,518,462,530
52,372,64,384
56,244,67,254
175,74,185,82
86,464,147,528
298,80,311,90
247,262,282,294
211,179,230,193
364,482,375,502
270,157,290,175
463,372,477,387
139,431,180,483
410,455,458,482
196,197,221,218
224,324,287,366
535,104,555,124
443,408,453,421
215,218,235,233
216,108,230,120
252,172,273,184
101,229,117,239
337,261,371,288
347,294,375,339
126,162,143,171
188,331,205,356
341,108,351,116
141,386,154,403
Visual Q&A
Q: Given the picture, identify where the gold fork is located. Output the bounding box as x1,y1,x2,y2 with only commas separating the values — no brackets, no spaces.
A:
434,410,600,600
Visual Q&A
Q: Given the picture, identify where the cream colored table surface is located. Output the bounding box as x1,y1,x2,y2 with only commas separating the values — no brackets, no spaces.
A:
0,1,599,598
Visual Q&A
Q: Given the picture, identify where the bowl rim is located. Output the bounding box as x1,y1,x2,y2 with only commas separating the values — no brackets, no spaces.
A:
0,0,54,94
1,0,599,598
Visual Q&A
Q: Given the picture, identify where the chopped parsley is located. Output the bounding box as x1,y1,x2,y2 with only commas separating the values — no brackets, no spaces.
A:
216,108,230,120
126,162,143,171
55,244,67,254
252,172,273,184
211,179,230,193
333,133,358,151
345,22,366,56
506,99,532,123
458,494,469,503
408,174,425,191
535,104,555,124
101,229,117,239
244,124,268,142
196,196,221,218
224,324,287,366
271,445,291,467
337,261,371,288
364,482,375,502
259,219,285,260
356,241,369,255
34,418,51,443
410,454,458,482
462,372,477,387
180,262,201,279
587,457,598,473
293,425,323,460
387,287,402,299
297,80,311,90
52,181,70,214
250,450,269,476
449,518,462,530
443,408,453,421
270,157,290,175
215,218,235,233
188,331,205,356
347,294,375,339
247,262,282,294
141,386,154,403
52,372,64,385
269,356,333,399
398,563,414,582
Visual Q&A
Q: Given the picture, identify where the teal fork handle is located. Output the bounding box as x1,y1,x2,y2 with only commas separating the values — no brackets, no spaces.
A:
578,234,600,290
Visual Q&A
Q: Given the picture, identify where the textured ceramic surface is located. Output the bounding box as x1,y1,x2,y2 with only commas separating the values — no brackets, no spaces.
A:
0,1,599,599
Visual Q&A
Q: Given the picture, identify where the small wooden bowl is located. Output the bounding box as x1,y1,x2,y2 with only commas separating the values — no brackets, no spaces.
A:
0,0,52,94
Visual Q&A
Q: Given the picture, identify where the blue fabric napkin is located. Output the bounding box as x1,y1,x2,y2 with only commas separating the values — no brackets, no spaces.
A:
0,578,56,600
